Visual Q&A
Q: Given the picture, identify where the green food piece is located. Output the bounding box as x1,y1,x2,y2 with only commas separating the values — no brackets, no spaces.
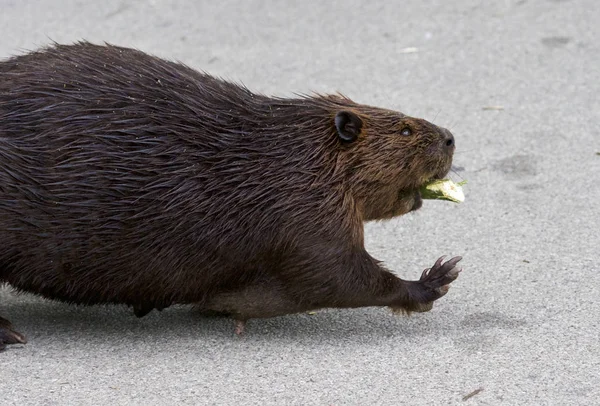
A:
420,179,466,203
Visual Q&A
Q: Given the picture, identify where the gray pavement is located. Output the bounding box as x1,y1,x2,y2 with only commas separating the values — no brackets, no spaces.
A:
1,0,599,404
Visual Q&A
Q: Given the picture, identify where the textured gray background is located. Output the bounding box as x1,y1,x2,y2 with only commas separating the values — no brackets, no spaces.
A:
1,0,599,405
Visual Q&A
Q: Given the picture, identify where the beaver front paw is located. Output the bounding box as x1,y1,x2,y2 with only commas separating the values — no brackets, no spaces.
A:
0,317,27,352
401,256,462,313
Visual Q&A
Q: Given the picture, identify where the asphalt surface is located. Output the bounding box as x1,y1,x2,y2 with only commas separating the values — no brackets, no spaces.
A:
1,0,599,405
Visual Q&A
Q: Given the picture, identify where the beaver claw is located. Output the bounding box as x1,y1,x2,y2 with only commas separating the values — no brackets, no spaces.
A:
406,255,462,312
0,317,27,351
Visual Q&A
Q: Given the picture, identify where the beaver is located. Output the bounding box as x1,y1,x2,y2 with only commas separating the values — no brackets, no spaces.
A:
0,41,461,349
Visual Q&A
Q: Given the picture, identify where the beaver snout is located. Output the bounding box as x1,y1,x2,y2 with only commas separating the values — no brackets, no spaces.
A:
442,128,455,151
426,127,455,180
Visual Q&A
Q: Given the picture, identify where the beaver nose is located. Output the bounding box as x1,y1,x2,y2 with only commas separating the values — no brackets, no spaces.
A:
443,128,455,150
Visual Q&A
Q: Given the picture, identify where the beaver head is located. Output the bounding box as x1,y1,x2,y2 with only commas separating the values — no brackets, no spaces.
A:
332,105,455,221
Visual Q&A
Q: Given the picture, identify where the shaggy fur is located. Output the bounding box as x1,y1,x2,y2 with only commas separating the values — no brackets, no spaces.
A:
0,42,460,347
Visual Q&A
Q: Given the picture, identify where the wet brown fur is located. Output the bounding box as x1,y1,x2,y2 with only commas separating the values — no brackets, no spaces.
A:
0,42,460,343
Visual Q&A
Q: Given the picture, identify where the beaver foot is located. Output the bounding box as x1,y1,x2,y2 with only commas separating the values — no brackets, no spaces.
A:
234,319,246,336
395,256,462,313
0,316,27,351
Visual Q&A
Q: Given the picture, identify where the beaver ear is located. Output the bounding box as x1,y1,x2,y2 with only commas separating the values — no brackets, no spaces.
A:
335,111,363,143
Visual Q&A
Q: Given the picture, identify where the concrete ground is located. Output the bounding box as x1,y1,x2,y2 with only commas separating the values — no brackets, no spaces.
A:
1,0,598,404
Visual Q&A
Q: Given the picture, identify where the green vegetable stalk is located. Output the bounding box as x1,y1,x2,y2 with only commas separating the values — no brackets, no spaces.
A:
420,179,466,203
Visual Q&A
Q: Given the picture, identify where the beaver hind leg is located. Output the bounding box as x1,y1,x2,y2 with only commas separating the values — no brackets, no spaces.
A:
201,281,307,336
0,316,27,351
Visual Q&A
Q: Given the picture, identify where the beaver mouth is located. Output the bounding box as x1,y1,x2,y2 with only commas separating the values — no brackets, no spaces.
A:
398,162,453,203
431,172,446,181
420,166,452,187
428,159,454,182
409,165,452,201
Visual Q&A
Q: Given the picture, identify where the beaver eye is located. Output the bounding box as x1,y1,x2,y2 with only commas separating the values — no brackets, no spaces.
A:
401,127,412,136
